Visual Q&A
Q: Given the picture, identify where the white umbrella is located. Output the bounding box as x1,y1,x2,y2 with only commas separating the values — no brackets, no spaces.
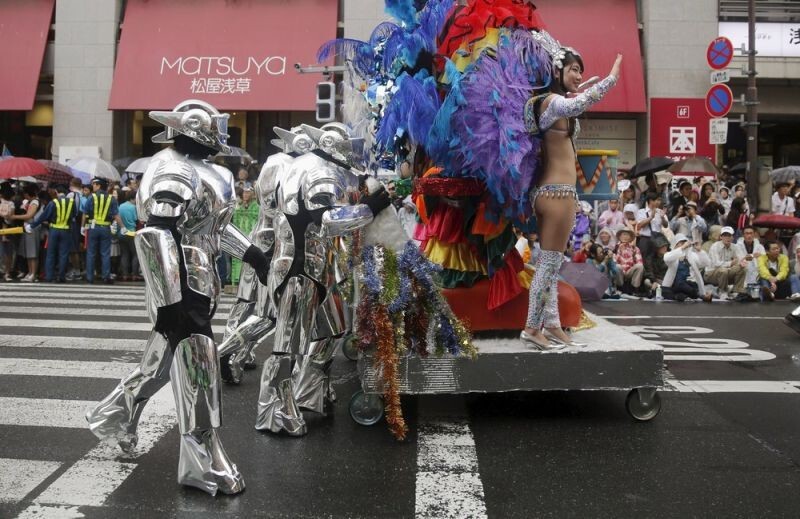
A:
67,157,121,182
770,166,800,184
125,148,184,174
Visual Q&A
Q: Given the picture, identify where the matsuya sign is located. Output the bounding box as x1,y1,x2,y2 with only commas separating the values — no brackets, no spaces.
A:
108,0,338,111
159,56,288,96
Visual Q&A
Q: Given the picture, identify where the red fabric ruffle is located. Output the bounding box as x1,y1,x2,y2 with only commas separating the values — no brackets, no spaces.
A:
487,248,525,310
419,203,467,244
437,0,545,58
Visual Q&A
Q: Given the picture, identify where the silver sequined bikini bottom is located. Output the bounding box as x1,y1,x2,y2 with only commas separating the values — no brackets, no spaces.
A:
530,183,579,211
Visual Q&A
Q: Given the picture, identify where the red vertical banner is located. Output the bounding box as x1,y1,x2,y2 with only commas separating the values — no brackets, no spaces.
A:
649,98,715,161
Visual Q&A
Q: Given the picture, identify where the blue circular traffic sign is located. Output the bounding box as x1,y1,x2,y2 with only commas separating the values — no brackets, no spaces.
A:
705,84,733,118
707,37,734,70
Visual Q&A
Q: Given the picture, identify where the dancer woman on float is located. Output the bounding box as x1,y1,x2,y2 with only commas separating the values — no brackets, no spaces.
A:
520,50,623,349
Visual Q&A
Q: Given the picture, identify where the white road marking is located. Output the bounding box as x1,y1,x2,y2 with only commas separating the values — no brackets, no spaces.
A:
32,459,136,507
0,397,95,428
0,318,226,333
0,359,138,379
0,298,234,312
597,315,783,320
415,421,487,519
0,335,144,351
17,386,176,514
0,458,62,503
667,379,800,393
0,306,230,321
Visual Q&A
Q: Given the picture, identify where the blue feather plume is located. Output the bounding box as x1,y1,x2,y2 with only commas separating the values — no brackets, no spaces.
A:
385,0,418,27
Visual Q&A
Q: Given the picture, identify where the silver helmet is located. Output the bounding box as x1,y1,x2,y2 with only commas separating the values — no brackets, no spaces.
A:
150,99,231,153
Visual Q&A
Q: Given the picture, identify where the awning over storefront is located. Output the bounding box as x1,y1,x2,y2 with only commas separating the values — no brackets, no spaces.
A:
0,0,54,111
536,0,646,113
108,0,338,111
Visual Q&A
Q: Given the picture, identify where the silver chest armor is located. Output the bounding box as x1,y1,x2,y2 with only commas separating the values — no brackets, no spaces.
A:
138,151,236,308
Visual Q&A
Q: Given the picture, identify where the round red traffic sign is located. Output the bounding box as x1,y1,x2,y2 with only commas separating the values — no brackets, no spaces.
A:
707,37,734,70
705,84,733,118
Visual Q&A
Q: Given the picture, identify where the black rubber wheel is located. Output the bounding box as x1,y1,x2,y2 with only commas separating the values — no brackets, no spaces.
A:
349,389,384,426
625,388,661,421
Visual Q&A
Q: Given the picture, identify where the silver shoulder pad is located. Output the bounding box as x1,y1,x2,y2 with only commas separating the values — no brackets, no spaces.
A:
277,153,323,215
135,227,183,308
137,159,201,220
304,165,344,212
256,153,292,203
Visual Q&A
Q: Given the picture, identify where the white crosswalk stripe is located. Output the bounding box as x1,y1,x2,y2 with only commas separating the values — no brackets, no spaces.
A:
0,283,234,516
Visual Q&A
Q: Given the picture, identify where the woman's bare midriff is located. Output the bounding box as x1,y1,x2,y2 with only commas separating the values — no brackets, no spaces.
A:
536,120,576,187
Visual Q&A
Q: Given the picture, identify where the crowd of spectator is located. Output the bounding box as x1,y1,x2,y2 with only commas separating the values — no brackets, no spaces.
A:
0,165,258,289
514,172,800,303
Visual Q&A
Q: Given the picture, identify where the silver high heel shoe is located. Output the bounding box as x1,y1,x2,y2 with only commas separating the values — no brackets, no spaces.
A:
520,330,566,351
543,328,587,348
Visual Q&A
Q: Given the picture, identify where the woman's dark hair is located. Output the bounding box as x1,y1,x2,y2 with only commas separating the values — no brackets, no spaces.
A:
22,183,38,197
589,243,605,260
725,197,747,228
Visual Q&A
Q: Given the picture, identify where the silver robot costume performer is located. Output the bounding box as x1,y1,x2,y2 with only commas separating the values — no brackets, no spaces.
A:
85,100,272,496
253,123,391,436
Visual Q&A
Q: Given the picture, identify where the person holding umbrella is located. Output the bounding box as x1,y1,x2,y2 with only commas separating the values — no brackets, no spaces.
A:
24,184,77,282
82,177,125,284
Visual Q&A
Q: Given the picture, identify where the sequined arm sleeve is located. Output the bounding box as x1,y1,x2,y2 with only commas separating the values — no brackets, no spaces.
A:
538,74,618,131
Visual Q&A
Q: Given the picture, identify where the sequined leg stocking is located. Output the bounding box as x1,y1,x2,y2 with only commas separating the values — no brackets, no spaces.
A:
526,249,564,330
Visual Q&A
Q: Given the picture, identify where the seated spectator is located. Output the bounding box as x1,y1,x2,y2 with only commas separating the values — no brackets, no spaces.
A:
662,233,712,302
772,182,795,216
725,197,752,238
643,234,670,297
702,225,721,253
668,180,693,219
614,228,645,295
586,243,621,298
718,186,732,216
571,239,592,263
670,201,707,244
736,225,765,300
596,227,616,252
704,226,746,300
790,244,800,301
622,203,639,239
598,198,625,230
759,240,791,301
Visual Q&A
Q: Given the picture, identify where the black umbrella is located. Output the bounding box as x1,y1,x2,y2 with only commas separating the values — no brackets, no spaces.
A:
628,156,675,178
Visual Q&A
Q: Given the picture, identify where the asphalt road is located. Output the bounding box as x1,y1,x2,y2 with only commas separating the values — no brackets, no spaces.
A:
2,284,800,518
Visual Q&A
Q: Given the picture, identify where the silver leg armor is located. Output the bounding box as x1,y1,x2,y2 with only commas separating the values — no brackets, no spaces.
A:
526,249,564,330
86,331,172,452
218,300,274,384
292,337,339,415
255,276,319,435
171,334,245,495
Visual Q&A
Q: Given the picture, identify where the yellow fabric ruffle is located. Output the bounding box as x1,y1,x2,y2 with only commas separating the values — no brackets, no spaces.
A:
517,265,533,289
451,28,500,72
424,238,487,274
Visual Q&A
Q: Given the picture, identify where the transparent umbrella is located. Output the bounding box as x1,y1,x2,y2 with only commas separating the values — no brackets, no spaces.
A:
770,166,800,184
67,157,121,182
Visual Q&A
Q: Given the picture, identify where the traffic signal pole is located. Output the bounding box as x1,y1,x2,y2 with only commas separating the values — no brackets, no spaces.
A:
745,0,760,213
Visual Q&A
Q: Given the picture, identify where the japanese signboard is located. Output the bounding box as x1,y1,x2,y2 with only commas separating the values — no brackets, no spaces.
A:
709,118,729,145
719,22,800,57
650,98,716,161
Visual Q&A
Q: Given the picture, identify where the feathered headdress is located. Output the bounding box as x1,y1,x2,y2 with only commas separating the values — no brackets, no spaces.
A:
531,29,581,70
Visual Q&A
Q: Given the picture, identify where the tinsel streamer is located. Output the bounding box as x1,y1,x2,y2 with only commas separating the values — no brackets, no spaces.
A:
356,292,379,351
381,247,400,305
373,302,407,440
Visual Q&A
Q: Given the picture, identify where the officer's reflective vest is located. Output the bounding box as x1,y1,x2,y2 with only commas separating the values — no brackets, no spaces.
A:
51,196,74,230
91,193,112,226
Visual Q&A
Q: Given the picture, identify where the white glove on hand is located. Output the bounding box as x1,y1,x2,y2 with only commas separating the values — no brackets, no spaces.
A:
80,225,87,237
23,223,32,234
120,226,128,236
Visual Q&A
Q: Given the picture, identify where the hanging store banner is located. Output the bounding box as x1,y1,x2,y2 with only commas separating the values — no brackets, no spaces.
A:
650,98,716,162
719,22,800,57
108,0,338,111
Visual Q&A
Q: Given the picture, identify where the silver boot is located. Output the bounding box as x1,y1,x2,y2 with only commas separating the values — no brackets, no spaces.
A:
171,334,245,495
86,331,173,452
255,354,307,436
218,308,274,385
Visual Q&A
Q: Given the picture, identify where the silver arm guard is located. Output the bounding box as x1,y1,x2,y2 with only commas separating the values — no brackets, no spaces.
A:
135,227,183,308
320,204,374,237
137,159,200,221
220,223,254,260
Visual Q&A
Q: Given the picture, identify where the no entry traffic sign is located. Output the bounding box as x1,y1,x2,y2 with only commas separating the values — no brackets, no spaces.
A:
707,37,734,70
705,84,733,118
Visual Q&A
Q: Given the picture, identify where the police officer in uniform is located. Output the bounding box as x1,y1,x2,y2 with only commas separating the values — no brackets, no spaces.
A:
82,177,125,284
25,184,77,282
